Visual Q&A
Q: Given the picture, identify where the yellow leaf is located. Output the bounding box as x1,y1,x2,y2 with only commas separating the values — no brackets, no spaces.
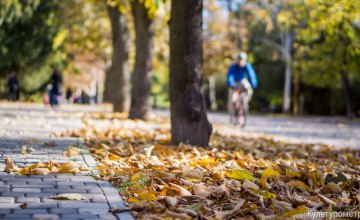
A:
130,172,146,182
287,180,310,190
32,168,51,175
225,169,254,181
326,182,342,194
63,146,80,157
4,156,17,173
128,197,140,203
286,170,301,178
49,193,86,200
108,153,120,161
282,206,308,217
262,167,280,180
21,145,27,154
197,157,217,168
258,190,276,198
54,163,80,174
137,191,156,201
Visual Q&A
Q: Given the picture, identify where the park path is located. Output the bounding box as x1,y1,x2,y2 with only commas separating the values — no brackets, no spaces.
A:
0,103,132,220
155,110,360,149
208,112,360,148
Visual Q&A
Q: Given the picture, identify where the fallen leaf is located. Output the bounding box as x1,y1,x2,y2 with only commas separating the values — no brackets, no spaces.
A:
282,206,308,217
262,167,280,180
287,180,310,191
4,156,17,173
192,183,212,197
63,146,80,157
170,183,192,196
21,145,27,154
242,179,259,190
225,169,254,181
137,191,157,201
49,193,86,200
54,163,80,174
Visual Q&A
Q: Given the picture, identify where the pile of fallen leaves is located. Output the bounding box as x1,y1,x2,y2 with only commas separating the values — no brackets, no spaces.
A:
59,114,360,219
4,156,89,175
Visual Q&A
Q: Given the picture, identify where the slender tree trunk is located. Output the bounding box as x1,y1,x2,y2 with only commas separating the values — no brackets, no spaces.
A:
169,0,212,146
340,70,354,118
209,76,217,110
129,0,155,120
283,60,292,113
293,73,299,115
104,4,131,112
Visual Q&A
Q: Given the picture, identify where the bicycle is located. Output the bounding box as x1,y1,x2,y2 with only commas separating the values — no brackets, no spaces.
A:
230,85,249,128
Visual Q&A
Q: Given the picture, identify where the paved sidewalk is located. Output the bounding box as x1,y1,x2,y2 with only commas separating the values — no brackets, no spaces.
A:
0,103,132,220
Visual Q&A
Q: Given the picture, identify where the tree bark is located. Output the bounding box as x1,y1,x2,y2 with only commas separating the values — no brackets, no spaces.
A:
104,4,131,112
129,0,155,120
169,0,212,147
340,70,354,118
293,73,299,115
283,60,292,113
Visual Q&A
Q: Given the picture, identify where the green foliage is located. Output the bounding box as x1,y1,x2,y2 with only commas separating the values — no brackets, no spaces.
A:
0,0,62,94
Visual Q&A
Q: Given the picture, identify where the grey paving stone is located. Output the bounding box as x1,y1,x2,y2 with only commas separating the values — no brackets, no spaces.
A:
57,181,84,186
61,214,99,219
16,197,40,203
33,214,59,220
59,202,109,209
0,197,15,203
26,203,58,209
1,192,24,197
12,184,55,188
3,214,32,219
49,208,77,214
87,189,103,194
78,207,109,215
0,208,11,214
0,203,21,209
42,189,87,193
13,208,49,214
12,188,41,193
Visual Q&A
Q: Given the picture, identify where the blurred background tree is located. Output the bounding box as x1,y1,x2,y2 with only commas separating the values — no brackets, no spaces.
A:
0,0,359,117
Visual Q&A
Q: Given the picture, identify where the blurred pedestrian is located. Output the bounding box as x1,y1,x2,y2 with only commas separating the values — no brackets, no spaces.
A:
7,71,19,101
65,88,73,103
50,67,62,106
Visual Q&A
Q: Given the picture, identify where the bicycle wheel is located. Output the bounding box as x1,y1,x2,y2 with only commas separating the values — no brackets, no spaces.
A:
238,95,246,128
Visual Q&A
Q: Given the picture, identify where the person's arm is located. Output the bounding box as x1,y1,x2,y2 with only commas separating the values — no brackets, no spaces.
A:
246,64,258,89
227,65,236,88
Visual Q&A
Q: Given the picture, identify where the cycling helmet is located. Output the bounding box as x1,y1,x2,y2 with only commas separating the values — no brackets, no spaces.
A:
237,52,247,61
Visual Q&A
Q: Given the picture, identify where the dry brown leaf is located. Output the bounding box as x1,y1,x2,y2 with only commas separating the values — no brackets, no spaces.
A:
169,183,192,196
63,146,80,157
214,199,245,219
4,156,17,173
49,193,86,200
192,183,212,197
242,179,259,190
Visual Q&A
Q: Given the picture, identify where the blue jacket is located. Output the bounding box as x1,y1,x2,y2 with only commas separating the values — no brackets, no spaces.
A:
227,63,258,89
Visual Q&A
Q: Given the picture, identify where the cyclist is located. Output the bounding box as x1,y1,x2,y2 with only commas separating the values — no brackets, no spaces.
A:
227,52,258,126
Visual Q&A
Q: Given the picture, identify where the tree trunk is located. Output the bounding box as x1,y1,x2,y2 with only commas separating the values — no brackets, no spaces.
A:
169,0,212,147
104,4,131,112
129,0,155,120
209,76,217,110
293,73,299,115
283,60,292,113
340,70,354,118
